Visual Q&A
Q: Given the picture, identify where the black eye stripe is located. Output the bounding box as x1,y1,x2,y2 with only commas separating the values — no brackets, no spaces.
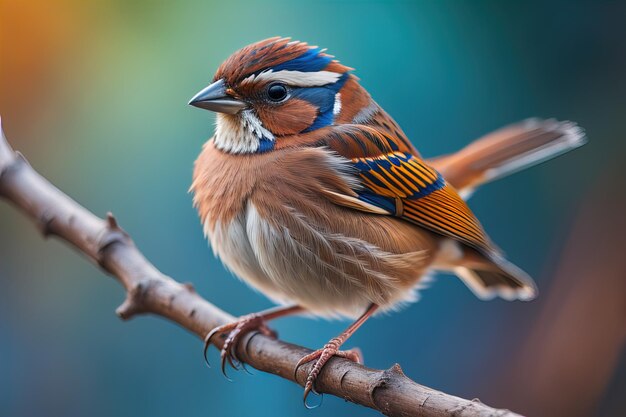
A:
267,83,288,101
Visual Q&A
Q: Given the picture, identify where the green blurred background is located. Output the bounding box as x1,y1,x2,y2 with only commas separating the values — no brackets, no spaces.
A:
2,1,625,416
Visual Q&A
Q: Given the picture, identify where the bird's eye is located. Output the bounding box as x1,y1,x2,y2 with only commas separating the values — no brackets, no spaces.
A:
267,83,288,102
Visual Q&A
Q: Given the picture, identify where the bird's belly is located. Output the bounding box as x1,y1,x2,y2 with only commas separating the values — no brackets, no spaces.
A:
205,210,289,306
209,199,433,319
205,204,368,317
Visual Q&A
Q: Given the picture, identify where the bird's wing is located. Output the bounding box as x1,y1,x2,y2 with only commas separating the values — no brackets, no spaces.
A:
321,124,494,254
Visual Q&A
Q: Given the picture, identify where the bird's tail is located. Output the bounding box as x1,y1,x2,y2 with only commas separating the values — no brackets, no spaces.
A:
430,118,587,197
453,251,538,301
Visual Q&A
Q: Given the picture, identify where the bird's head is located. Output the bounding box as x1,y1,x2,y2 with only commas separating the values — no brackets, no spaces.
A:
189,37,366,154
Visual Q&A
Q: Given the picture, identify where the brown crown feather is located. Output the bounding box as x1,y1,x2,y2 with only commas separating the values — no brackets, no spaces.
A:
214,37,352,86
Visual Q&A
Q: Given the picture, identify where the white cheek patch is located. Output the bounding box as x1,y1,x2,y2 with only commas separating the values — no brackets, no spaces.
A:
241,111,274,141
242,69,342,87
214,111,275,154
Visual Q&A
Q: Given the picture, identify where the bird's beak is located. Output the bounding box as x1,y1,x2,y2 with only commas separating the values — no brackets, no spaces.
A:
188,79,247,114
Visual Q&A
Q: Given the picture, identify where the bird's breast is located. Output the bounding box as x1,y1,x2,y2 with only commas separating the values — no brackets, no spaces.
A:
191,140,260,229
191,140,283,300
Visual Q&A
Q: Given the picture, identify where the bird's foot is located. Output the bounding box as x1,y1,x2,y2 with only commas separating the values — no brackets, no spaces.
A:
295,338,363,407
204,314,277,376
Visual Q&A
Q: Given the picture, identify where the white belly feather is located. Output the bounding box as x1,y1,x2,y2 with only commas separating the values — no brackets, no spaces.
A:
206,201,427,318
205,209,290,306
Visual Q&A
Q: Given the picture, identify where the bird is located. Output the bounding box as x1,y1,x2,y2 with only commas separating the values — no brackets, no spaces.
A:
188,37,586,404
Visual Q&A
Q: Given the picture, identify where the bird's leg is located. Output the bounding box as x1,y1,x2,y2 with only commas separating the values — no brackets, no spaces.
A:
204,304,304,375
296,303,379,406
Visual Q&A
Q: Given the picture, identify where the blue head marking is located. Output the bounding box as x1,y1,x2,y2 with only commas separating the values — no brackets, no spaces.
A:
284,71,349,133
272,47,333,72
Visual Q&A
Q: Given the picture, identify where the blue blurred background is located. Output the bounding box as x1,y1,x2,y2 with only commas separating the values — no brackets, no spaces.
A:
2,1,625,416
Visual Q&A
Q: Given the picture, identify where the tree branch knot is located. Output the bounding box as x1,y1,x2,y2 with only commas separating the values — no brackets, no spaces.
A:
97,212,132,267
0,151,26,194
116,278,161,320
368,363,406,413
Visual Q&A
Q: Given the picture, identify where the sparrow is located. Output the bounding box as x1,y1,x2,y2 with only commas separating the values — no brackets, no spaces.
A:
188,37,586,404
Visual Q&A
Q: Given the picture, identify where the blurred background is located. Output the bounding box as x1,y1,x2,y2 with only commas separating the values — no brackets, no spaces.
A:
1,0,625,416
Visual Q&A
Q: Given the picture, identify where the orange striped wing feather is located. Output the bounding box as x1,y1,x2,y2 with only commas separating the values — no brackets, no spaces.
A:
323,126,495,255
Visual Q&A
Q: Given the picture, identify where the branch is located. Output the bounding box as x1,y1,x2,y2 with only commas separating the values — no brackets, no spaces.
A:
0,118,521,417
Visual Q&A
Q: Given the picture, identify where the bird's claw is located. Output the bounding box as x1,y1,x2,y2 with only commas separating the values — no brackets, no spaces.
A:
203,314,277,377
294,338,363,406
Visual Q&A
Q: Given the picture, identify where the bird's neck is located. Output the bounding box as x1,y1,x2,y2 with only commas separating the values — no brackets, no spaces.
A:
333,76,378,125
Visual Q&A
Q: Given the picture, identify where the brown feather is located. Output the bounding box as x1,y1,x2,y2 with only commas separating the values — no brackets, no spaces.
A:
335,76,372,123
256,98,318,135
403,186,493,253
